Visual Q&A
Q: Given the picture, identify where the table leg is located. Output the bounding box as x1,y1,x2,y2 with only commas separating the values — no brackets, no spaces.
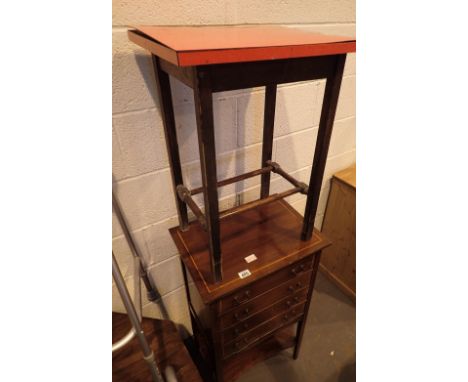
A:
152,55,189,231
301,54,346,241
260,84,277,199
193,68,223,283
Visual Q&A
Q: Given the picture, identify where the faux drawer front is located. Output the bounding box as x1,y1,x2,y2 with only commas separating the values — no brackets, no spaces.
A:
219,271,311,329
221,291,307,344
219,256,313,314
223,304,305,359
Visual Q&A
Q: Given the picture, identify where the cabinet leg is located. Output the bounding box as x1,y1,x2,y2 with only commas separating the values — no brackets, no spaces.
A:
293,251,322,359
293,319,305,360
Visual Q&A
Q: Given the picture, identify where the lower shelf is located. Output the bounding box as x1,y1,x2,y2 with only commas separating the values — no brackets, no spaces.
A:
222,325,296,382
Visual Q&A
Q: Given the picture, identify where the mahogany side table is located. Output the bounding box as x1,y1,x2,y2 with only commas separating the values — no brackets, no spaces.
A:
128,25,356,382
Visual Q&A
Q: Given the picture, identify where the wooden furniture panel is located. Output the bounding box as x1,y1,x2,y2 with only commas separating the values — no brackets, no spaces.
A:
223,307,304,358
320,164,356,301
223,327,296,382
219,276,310,328
170,199,329,303
174,200,329,381
218,256,313,314
221,298,307,344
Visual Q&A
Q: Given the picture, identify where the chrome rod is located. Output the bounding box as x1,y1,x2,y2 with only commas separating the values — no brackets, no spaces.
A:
112,192,158,301
112,328,136,352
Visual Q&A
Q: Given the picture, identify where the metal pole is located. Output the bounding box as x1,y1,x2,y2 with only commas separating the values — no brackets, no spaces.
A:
112,192,158,301
112,252,164,382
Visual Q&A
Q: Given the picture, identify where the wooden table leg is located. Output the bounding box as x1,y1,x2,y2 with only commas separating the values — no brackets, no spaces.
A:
301,54,347,241
294,251,322,359
260,84,277,199
152,55,189,231
193,67,223,283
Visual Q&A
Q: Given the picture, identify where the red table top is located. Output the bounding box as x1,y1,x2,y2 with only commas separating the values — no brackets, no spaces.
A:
128,25,355,67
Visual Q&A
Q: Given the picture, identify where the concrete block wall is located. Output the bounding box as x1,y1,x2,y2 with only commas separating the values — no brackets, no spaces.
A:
112,1,355,334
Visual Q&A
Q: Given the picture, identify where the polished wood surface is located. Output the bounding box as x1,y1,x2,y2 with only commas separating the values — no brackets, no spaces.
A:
128,26,355,66
219,278,310,328
221,298,307,344
170,199,331,303
218,257,312,314
223,308,304,358
174,201,328,381
320,165,356,301
112,313,202,382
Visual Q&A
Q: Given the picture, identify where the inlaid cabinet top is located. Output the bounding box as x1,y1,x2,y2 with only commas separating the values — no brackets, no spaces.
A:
128,25,356,66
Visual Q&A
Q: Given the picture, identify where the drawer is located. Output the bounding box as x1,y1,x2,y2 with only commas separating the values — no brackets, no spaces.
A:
219,271,310,329
223,304,305,359
219,256,314,314
221,292,307,344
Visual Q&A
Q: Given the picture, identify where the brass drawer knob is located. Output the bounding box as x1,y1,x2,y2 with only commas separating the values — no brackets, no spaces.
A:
233,290,251,305
235,338,249,348
234,308,250,321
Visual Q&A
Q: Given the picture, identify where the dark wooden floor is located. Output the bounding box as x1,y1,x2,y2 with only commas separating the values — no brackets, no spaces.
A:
112,313,202,382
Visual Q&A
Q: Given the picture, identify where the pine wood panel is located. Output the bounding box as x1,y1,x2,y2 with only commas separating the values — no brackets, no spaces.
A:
320,165,356,301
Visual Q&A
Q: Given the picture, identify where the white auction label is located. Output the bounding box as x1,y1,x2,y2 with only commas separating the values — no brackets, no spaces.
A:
238,269,252,279
244,254,257,263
